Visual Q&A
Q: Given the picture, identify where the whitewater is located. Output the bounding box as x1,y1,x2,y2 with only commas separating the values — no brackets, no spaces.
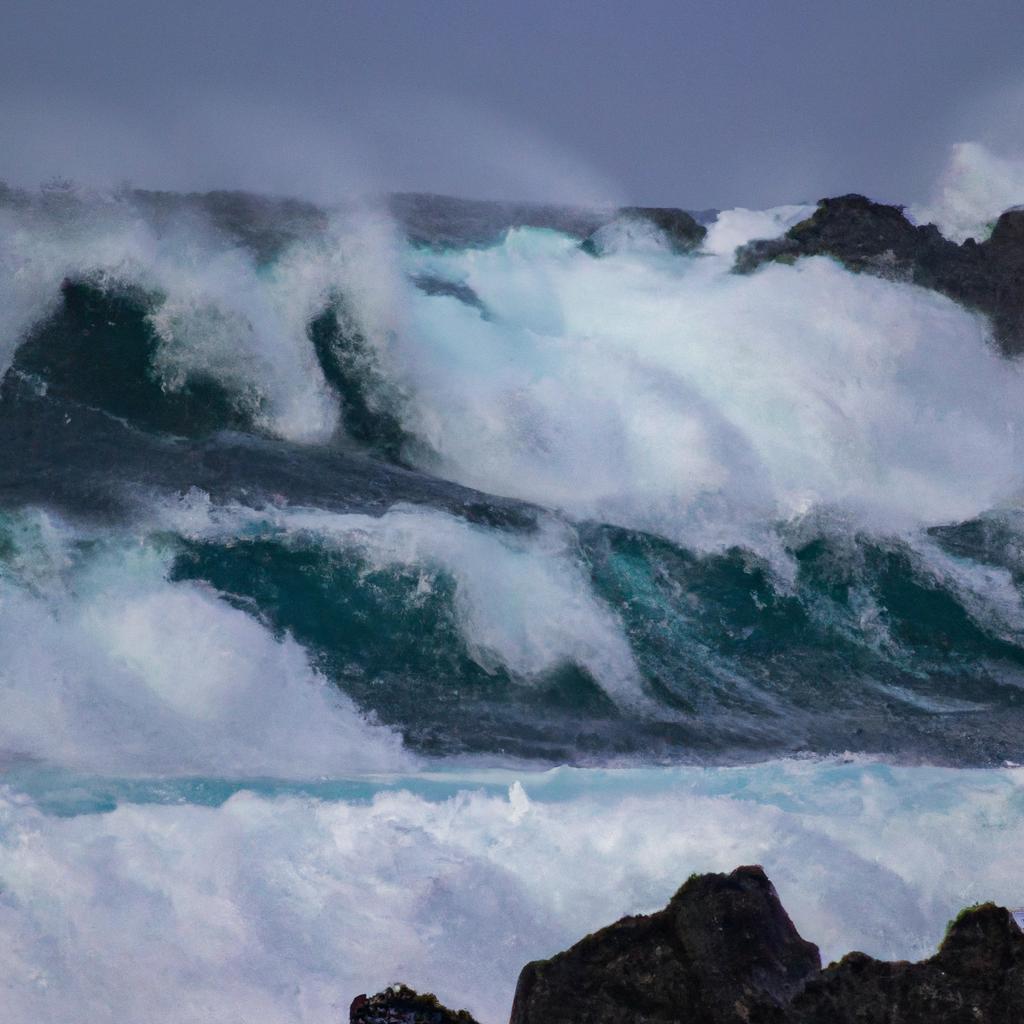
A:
1,142,1023,1022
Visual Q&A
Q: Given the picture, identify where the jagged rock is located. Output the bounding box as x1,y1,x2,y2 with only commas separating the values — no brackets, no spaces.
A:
581,206,708,256
508,866,1024,1024
349,984,481,1024
789,903,1024,1023
509,865,821,1024
734,194,1024,354
306,296,414,465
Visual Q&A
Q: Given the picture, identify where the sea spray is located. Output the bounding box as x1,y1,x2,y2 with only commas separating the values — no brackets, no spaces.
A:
0,762,1021,1023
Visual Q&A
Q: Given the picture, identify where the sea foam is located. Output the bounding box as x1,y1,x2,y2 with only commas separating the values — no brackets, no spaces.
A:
400,224,1024,554
0,761,1020,1023
0,510,411,776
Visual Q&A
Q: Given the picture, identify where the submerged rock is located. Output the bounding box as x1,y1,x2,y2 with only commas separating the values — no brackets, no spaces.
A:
734,194,1024,354
620,206,709,253
410,274,492,318
508,866,1024,1024
581,205,708,256
349,985,481,1024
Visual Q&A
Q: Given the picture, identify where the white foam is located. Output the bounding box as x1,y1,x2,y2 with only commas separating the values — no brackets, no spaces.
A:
0,195,410,442
0,761,1020,1023
9,188,1024,555
703,204,816,256
400,229,1024,552
168,499,649,711
911,141,1024,243
0,511,411,776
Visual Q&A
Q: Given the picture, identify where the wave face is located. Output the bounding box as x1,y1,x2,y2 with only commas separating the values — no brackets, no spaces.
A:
3,185,1024,765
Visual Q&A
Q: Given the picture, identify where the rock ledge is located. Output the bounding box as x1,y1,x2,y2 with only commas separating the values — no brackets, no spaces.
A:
734,194,1024,354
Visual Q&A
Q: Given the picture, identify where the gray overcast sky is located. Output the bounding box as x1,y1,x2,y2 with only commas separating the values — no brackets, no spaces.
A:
2,0,1024,209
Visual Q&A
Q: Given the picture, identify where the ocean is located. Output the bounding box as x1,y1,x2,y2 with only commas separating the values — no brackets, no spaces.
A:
0,172,1021,1021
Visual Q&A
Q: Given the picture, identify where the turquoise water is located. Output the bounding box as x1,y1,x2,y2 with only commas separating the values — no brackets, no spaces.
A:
0,757,1021,1022
7,757,1024,818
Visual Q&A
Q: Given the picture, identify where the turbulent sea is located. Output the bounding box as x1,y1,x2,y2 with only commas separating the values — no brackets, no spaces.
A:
1,169,1023,1022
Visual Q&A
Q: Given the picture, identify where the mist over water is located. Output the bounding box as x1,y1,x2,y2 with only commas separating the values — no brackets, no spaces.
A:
2,142,1024,1021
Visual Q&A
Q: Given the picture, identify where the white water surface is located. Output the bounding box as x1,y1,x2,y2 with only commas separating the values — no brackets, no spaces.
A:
0,760,1021,1024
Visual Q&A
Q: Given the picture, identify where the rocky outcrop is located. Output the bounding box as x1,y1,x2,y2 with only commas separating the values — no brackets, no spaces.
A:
349,985,481,1024
506,865,1024,1024
734,194,1024,354
620,206,709,253
789,903,1024,1023
353,867,1024,1023
510,865,821,1024
581,206,708,256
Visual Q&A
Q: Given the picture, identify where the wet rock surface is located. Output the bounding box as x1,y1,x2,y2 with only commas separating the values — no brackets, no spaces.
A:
734,194,1024,354
581,205,708,256
620,206,710,253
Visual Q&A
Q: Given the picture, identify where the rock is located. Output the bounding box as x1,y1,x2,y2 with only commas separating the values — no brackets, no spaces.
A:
349,984,481,1024
789,903,1024,1023
508,866,1024,1024
620,207,709,253
388,193,713,253
734,194,1024,354
581,206,708,256
509,865,821,1024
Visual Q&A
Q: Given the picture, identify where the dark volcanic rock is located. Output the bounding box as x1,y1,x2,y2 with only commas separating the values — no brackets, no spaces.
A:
789,903,1024,1023
582,206,708,256
734,194,1024,354
349,985,480,1024
509,865,821,1024
621,206,709,253
508,867,1024,1024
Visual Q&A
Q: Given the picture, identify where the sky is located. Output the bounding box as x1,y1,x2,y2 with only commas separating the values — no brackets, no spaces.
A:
2,0,1024,209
